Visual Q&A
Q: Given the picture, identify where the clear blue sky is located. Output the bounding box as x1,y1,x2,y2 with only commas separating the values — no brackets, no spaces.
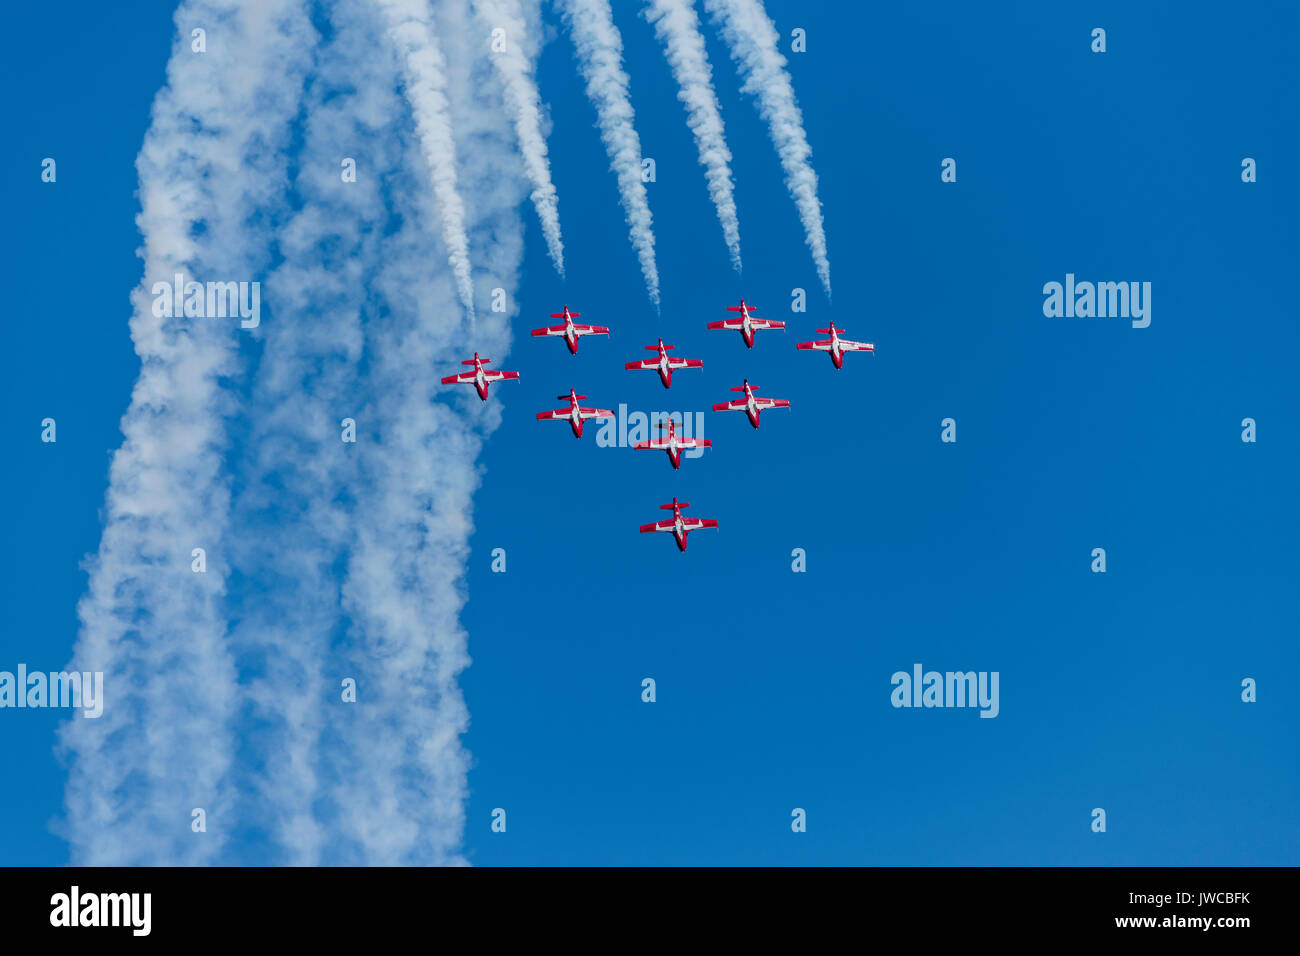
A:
2,0,1298,865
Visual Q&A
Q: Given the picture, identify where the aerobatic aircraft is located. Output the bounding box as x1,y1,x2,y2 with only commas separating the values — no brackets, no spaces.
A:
711,379,791,429
530,305,610,355
535,388,614,439
795,323,874,369
639,497,718,552
632,416,712,469
440,352,520,400
707,298,785,348
625,338,704,388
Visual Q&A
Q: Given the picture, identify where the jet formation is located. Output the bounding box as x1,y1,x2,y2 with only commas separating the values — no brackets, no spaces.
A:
442,299,874,553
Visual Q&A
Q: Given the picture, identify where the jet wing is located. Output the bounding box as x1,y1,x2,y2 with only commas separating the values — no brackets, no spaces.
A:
639,520,677,533
667,357,704,369
441,371,478,384
578,407,614,420
625,359,660,370
536,408,569,421
481,369,520,382
837,339,874,352
712,399,748,411
709,318,784,330
796,339,834,351
572,323,610,336
753,398,791,409
531,324,568,337
681,518,718,532
633,436,712,449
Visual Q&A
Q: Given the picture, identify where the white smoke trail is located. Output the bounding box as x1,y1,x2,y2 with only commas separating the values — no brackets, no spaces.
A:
472,0,565,275
643,0,742,271
56,0,531,867
220,0,403,865
57,0,317,865
322,0,528,864
559,0,660,308
705,0,830,297
376,0,477,317
121,0,530,866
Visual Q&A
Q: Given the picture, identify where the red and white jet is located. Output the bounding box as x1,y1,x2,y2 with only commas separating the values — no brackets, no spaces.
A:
707,298,785,348
796,323,874,369
441,352,520,400
530,305,610,355
632,417,712,470
535,388,614,439
712,379,791,429
625,338,703,389
639,497,718,552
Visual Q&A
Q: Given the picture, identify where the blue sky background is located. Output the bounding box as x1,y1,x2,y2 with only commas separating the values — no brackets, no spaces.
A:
3,0,1298,865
